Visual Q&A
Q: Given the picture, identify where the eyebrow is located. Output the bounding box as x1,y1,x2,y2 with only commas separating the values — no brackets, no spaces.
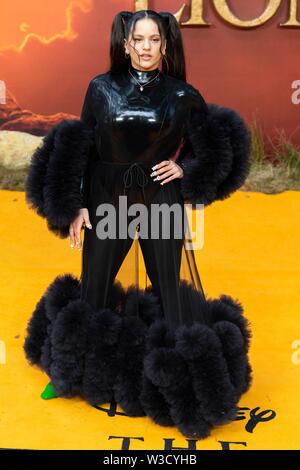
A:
133,34,160,37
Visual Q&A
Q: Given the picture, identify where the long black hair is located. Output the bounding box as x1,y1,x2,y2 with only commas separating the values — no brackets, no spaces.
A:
109,9,186,82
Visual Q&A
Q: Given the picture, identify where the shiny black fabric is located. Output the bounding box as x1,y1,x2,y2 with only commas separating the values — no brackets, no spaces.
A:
80,62,208,207
79,63,208,331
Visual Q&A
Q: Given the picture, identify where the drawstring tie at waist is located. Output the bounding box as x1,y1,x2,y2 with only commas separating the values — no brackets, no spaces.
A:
100,161,150,205
123,162,149,204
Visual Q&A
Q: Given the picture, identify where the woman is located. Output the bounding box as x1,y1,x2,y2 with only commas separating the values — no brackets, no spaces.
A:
76,9,211,332
24,9,253,439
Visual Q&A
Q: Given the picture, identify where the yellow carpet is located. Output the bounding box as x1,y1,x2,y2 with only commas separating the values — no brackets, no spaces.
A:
0,189,299,450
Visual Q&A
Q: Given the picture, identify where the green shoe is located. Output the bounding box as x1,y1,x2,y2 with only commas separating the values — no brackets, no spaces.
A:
41,382,58,400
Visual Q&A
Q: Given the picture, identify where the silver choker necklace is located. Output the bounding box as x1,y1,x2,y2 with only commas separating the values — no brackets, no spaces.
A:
128,68,161,92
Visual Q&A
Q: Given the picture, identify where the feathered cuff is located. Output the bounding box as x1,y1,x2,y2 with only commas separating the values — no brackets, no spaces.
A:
178,99,251,207
25,119,94,238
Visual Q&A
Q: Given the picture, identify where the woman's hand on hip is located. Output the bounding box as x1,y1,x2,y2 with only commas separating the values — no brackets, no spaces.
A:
69,208,92,250
150,159,183,185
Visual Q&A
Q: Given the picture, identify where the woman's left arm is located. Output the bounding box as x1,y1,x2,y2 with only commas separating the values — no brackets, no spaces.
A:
176,87,252,206
149,89,209,186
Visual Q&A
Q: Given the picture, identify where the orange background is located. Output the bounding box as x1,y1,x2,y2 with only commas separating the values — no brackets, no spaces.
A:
1,188,300,450
1,0,300,150
1,1,300,450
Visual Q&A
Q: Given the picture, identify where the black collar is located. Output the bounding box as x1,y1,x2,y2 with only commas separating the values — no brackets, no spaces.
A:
128,62,161,84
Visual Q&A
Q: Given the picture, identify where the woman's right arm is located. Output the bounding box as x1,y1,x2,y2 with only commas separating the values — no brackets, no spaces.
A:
70,80,96,250
80,80,97,209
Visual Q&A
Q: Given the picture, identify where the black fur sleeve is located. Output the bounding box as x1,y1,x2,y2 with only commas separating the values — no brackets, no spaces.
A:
178,87,251,206
25,119,94,238
25,79,96,238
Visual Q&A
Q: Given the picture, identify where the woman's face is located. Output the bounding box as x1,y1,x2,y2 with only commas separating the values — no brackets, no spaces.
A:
124,18,166,72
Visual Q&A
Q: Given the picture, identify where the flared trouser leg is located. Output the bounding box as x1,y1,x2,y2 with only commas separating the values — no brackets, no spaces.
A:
138,179,186,331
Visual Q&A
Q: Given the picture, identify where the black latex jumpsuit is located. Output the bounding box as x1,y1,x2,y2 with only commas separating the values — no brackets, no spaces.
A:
79,62,208,331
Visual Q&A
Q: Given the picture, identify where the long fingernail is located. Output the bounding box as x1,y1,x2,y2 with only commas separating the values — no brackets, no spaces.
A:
151,165,157,170
86,223,92,229
70,244,74,249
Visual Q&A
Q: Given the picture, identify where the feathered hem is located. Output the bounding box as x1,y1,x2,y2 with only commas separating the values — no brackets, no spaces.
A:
24,273,253,439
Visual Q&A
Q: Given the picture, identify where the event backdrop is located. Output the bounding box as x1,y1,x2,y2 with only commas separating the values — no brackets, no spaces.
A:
1,1,300,451
0,0,300,153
